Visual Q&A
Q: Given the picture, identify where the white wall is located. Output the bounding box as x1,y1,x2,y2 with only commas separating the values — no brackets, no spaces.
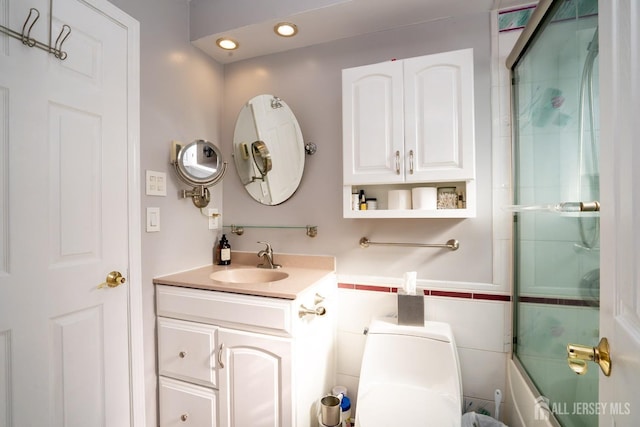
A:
106,1,224,425
221,13,496,287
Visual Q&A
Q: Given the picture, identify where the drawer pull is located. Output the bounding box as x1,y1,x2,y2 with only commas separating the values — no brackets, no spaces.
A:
217,343,225,368
180,413,188,422
298,304,327,318
178,351,187,359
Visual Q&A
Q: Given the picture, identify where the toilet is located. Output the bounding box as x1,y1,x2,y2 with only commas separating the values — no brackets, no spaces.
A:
355,318,463,427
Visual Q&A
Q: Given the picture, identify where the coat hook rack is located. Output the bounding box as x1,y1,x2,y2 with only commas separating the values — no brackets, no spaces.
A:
0,0,71,60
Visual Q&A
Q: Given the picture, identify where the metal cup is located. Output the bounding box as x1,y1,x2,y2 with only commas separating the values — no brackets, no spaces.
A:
320,395,341,426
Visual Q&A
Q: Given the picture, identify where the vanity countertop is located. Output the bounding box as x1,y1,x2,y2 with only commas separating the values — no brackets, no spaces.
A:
153,252,336,300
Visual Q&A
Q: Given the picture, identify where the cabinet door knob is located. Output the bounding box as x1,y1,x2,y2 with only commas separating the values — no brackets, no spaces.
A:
180,413,188,422
395,151,400,174
178,351,187,359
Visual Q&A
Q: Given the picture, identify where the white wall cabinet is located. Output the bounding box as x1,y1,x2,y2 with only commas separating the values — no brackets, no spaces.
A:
156,276,336,427
342,48,476,218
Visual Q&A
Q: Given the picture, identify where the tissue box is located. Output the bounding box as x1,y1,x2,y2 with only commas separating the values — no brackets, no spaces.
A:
397,291,425,326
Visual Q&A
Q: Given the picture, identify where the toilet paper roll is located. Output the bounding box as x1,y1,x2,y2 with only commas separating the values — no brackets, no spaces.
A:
411,187,437,210
388,189,411,210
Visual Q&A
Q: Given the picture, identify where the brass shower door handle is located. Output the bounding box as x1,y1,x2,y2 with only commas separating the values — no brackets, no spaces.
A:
97,271,126,289
567,337,611,376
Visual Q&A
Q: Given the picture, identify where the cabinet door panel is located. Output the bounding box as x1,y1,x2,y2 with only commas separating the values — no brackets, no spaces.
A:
404,48,475,182
218,328,292,427
342,61,404,185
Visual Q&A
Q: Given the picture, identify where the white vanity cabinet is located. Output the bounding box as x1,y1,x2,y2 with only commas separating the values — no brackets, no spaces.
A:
342,48,476,218
156,274,336,427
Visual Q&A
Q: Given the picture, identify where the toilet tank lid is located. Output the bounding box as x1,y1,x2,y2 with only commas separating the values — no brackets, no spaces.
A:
367,318,454,343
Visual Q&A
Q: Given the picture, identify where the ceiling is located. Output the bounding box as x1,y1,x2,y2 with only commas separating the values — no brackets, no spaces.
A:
190,0,535,64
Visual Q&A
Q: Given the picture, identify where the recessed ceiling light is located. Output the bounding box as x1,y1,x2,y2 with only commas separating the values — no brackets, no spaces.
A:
216,37,239,50
274,22,298,37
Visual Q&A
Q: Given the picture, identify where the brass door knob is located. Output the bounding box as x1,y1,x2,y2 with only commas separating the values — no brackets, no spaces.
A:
567,337,611,376
97,271,126,289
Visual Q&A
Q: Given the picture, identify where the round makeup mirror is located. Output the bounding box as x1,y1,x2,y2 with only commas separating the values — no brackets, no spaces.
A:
232,94,305,205
172,139,227,208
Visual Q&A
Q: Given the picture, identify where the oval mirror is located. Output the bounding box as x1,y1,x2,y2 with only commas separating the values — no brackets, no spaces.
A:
172,139,227,208
232,95,305,205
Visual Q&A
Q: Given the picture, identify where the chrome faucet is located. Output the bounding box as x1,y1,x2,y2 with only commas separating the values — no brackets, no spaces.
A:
257,241,281,269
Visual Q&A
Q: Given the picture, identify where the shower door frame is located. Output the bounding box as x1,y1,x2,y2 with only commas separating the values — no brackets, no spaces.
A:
507,1,600,426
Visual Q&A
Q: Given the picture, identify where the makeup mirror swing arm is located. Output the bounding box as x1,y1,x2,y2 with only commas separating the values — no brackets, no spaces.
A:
175,162,227,208
180,185,212,208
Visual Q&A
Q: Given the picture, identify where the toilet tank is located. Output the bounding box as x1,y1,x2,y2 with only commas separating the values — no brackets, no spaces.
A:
358,318,463,408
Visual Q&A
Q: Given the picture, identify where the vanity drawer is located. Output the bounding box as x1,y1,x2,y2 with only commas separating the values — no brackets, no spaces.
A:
158,317,218,387
156,285,293,335
159,376,217,427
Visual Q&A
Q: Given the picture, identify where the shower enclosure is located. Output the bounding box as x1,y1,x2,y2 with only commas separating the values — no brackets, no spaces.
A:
508,1,599,426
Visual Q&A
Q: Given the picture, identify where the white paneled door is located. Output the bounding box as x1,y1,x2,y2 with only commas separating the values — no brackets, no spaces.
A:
599,1,640,426
0,0,142,426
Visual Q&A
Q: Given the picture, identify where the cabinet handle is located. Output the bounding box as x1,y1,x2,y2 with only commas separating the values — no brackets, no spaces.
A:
395,151,400,175
217,343,224,368
180,413,188,422
178,351,186,359
409,149,414,174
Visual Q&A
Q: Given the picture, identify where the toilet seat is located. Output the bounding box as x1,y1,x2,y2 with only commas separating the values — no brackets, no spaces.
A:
356,384,461,427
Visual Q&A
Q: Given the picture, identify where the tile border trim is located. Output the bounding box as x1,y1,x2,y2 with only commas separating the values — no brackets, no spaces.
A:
519,295,599,308
338,282,597,306
338,282,511,302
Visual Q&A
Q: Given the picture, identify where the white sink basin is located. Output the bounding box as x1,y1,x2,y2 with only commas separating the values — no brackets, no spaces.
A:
209,268,289,284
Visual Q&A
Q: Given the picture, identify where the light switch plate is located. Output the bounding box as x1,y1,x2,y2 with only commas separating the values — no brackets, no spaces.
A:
146,170,167,196
146,207,160,232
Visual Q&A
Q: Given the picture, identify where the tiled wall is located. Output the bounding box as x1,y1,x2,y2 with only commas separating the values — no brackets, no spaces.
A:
334,280,511,419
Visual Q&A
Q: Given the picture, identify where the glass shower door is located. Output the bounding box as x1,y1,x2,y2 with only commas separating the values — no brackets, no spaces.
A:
511,1,599,426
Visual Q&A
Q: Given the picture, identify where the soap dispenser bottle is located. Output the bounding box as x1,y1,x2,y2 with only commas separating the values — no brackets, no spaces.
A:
218,234,231,265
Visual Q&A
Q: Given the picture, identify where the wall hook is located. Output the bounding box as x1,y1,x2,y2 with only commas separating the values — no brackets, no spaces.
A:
54,25,71,59
21,8,40,47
